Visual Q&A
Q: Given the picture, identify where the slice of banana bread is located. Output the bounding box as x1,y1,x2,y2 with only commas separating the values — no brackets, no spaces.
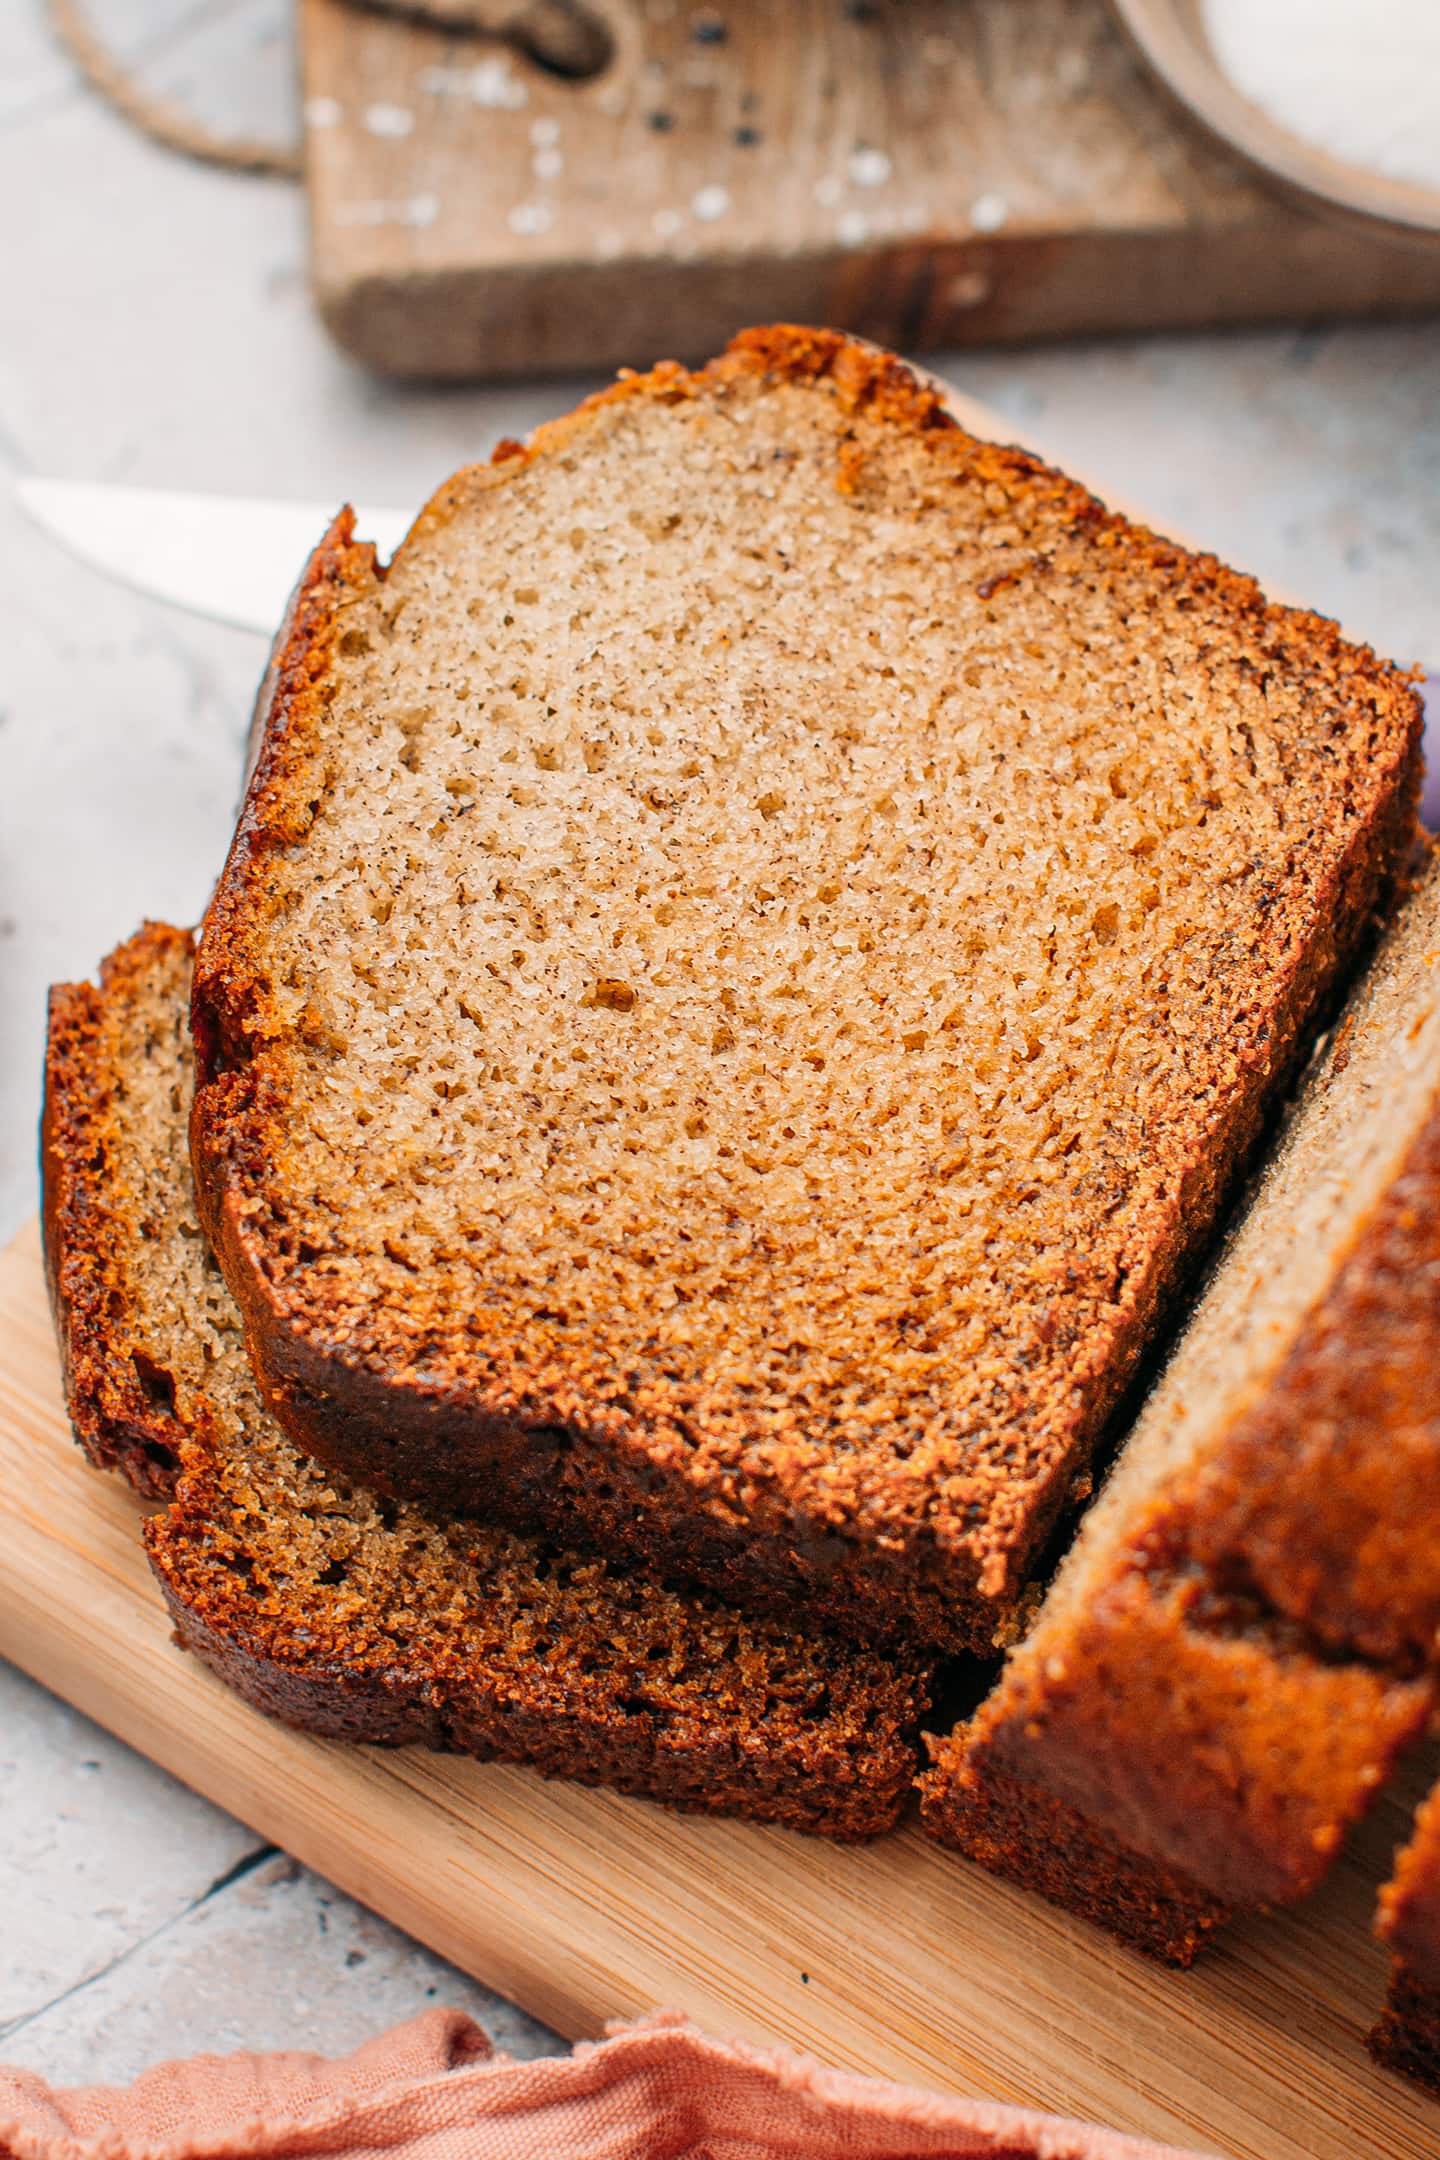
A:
42,925,925,1837
921,851,1440,1959
1373,1776,1440,2095
191,323,1421,1658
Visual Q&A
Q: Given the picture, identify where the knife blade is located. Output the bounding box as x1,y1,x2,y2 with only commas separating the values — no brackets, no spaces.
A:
14,477,409,636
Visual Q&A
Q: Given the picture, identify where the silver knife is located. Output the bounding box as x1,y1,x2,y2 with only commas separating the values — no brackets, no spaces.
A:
15,477,410,637
16,474,1437,825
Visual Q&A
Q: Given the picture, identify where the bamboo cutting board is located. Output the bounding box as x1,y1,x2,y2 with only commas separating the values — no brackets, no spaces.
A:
300,0,1440,380
1,1222,1438,2157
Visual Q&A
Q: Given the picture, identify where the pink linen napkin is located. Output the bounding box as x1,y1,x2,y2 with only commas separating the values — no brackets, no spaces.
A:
0,2007,1215,2160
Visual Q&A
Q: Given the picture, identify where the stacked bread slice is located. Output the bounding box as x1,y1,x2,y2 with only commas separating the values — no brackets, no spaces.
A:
39,328,1438,2070
44,922,925,1835
922,851,1440,1966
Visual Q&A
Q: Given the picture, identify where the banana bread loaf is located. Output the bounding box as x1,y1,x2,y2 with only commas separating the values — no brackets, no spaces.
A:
190,324,1422,1657
922,850,1440,1959
43,924,926,1837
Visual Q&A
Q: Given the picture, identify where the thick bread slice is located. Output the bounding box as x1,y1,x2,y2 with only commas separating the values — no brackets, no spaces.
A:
191,323,1421,1657
43,926,926,1838
1373,1776,1440,2095
42,925,197,1499
922,852,1440,1959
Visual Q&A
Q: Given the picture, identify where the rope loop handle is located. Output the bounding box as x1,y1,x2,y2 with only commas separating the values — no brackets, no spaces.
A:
45,0,303,178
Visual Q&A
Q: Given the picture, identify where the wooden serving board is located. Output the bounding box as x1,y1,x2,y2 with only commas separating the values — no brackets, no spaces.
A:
2,1221,1438,2157
299,0,1440,380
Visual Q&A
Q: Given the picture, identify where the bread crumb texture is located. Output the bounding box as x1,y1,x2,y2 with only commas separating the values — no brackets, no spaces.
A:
43,925,925,1837
193,326,1421,1650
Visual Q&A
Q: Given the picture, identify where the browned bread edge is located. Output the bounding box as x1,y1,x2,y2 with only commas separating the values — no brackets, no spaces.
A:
148,1551,916,1835
42,923,197,1499
920,1565,1431,1949
918,1748,1234,1967
1370,1961,1440,2098
1371,1776,1440,2094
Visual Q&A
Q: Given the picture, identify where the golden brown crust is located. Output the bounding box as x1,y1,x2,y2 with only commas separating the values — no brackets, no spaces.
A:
921,1559,1432,1937
42,923,197,1499
918,1746,1233,1967
1372,1780,1440,2095
148,1542,913,1838
1379,1778,1440,1993
190,509,381,1088
188,324,1424,1658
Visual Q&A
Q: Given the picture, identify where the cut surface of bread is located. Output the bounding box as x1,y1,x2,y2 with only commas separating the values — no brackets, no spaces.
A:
42,929,196,1499
42,925,925,1838
922,852,1440,1959
1373,1776,1440,2095
191,324,1421,1656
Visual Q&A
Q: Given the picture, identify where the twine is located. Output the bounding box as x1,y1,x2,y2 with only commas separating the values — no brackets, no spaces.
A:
44,0,303,178
46,0,615,175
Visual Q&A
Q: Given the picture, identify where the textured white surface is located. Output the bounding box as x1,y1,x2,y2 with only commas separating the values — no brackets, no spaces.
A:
0,1664,561,2080
0,0,1437,2095
0,1664,258,2034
